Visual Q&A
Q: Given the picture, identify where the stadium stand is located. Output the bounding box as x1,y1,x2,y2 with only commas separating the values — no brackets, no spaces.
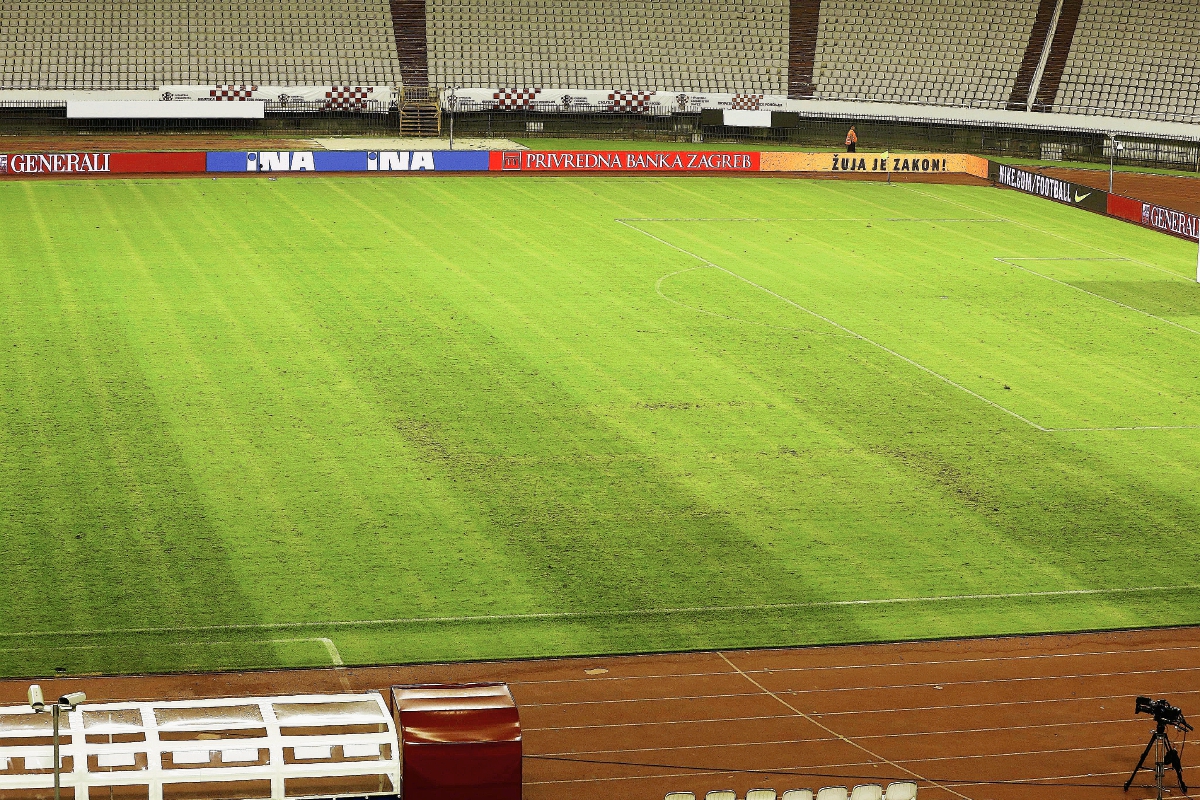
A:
0,1,403,89
424,0,789,93
809,0,1040,108
1052,0,1200,123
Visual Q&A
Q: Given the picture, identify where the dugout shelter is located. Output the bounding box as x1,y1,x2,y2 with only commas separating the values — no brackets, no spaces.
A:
0,693,400,800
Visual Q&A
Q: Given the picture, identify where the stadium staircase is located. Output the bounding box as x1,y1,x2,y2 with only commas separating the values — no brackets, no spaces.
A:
399,85,441,134
787,0,822,98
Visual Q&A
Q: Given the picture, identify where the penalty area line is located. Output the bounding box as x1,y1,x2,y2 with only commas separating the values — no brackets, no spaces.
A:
3,585,1199,639
617,217,1049,432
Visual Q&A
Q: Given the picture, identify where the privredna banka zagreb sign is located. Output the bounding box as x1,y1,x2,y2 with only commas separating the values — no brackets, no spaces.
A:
1,153,111,174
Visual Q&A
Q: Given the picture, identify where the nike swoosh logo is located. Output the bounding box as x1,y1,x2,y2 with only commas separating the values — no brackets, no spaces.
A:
1075,192,1092,202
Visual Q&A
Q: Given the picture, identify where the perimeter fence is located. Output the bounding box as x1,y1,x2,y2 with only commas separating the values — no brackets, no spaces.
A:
3,99,1199,173
445,102,1200,172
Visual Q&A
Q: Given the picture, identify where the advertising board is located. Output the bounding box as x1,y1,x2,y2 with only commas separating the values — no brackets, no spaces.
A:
487,150,759,172
205,151,491,172
994,163,1108,213
1107,193,1200,242
0,152,207,175
760,152,989,177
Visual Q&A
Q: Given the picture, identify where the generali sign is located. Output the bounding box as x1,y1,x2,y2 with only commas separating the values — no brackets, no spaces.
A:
0,152,207,175
2,153,111,174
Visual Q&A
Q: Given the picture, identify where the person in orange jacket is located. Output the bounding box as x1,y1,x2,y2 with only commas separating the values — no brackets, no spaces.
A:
846,125,858,153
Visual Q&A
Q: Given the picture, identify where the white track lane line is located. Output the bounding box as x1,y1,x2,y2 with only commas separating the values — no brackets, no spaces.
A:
518,663,1200,707
533,716,1139,758
506,642,1200,687
527,744,1169,786
717,651,974,800
530,705,1166,738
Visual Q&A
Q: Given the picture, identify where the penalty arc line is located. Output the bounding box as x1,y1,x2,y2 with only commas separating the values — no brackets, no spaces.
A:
2,585,1198,639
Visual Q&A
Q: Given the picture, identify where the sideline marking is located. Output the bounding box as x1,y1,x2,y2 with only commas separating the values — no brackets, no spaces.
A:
0,637,344,666
719,651,973,799
656,265,856,335
2,585,1196,639
627,218,1200,433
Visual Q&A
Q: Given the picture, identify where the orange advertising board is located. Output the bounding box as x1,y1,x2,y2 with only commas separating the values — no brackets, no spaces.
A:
761,151,989,178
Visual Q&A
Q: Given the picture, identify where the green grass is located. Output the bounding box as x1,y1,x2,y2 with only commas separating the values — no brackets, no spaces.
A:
2,175,1200,678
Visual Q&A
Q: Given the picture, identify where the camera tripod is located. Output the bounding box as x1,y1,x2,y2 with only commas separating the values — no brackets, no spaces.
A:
1124,721,1187,799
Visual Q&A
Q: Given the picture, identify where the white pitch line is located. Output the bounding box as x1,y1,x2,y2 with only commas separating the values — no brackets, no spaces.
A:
617,217,1049,431
995,256,1200,338
656,265,856,336
3,584,1199,639
0,642,343,666
0,637,344,666
628,217,1200,433
900,183,1189,281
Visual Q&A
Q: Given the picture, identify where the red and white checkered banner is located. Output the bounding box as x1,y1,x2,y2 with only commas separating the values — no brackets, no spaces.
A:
730,94,763,110
207,85,258,101
605,91,656,112
159,85,394,108
443,88,796,116
491,89,541,110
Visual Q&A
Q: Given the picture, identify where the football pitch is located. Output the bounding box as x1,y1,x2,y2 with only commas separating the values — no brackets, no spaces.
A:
2,174,1199,678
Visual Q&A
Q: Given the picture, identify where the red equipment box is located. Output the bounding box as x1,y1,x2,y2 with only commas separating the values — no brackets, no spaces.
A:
391,683,521,800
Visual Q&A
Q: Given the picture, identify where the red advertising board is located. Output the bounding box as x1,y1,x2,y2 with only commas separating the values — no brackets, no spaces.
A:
488,149,759,172
0,152,206,176
1107,193,1200,242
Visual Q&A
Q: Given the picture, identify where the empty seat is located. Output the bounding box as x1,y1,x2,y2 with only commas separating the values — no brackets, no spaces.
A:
666,794,697,800
884,782,918,800
817,789,849,800
705,792,737,800
747,791,778,800
851,785,883,800
783,791,815,800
